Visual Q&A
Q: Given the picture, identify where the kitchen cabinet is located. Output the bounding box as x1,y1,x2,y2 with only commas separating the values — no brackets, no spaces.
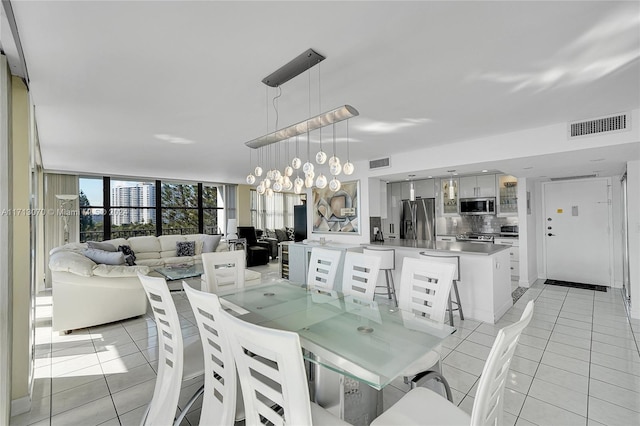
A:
440,178,459,216
459,174,496,198
494,237,519,279
415,179,436,198
385,182,402,238
401,181,412,200
497,175,518,216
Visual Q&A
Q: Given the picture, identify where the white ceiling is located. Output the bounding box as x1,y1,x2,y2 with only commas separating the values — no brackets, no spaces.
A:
7,0,640,183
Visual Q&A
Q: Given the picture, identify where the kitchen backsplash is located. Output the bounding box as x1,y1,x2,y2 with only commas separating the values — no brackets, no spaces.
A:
436,215,518,235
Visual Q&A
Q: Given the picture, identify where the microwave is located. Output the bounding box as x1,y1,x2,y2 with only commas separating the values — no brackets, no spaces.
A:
459,197,496,215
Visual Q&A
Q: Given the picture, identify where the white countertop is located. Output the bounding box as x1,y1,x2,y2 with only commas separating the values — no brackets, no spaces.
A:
364,239,510,256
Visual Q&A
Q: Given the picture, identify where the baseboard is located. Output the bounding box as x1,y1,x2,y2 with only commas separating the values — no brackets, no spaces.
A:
11,394,31,416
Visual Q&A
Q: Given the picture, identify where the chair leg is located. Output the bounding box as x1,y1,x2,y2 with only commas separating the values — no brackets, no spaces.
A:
388,270,398,307
385,270,393,300
173,384,204,426
410,371,453,402
452,280,464,320
447,294,454,326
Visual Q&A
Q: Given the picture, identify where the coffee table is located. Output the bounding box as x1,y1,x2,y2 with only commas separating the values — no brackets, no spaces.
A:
154,264,204,291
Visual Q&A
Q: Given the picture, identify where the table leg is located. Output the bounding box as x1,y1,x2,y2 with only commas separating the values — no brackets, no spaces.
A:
308,353,382,425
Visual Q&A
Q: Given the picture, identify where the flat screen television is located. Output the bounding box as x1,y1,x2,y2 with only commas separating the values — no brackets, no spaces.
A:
294,204,307,242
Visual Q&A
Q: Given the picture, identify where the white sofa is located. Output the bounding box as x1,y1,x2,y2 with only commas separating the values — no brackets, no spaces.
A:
49,234,228,332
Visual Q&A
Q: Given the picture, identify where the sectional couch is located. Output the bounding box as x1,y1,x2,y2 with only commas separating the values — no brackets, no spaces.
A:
49,234,227,333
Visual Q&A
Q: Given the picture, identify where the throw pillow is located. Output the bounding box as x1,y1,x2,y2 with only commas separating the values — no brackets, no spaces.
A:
202,234,222,252
176,241,196,257
275,228,287,242
83,248,126,265
285,227,295,241
118,245,136,261
87,241,117,252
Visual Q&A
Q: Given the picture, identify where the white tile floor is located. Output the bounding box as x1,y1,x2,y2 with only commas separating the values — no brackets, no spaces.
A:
10,261,640,426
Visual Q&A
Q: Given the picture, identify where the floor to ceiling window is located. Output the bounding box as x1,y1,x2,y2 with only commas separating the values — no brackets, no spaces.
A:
250,190,303,230
79,177,228,241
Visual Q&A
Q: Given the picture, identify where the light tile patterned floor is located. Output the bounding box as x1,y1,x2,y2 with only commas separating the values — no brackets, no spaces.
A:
10,262,640,426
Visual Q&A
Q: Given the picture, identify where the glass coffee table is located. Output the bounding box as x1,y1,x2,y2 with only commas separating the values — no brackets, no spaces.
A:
154,264,204,291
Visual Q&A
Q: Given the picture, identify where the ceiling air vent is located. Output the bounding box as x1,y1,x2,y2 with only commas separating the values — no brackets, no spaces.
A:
568,112,630,138
369,157,391,169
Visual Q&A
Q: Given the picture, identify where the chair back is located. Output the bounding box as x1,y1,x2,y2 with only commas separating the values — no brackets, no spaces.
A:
341,251,381,301
362,247,395,270
201,250,245,293
471,300,534,426
237,226,258,245
398,257,456,322
183,282,239,425
219,308,313,425
137,273,184,425
419,252,460,281
307,247,342,290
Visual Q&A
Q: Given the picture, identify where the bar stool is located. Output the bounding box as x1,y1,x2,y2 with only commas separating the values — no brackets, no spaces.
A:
363,247,397,307
419,252,464,326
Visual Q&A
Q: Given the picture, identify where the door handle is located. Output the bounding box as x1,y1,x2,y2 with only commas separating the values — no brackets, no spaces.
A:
547,233,555,236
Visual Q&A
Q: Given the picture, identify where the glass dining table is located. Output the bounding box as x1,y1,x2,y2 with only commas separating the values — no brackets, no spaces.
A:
218,280,456,425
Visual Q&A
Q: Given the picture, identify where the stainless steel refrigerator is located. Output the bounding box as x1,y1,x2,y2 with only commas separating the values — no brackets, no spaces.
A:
401,198,436,241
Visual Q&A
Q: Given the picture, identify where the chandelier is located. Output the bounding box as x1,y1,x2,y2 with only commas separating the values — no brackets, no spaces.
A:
245,49,358,195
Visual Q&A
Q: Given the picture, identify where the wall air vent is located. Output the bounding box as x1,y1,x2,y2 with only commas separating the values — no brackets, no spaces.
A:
568,112,630,138
369,157,391,169
550,174,597,181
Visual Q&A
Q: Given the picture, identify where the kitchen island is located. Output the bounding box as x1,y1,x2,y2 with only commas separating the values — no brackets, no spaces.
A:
365,240,512,323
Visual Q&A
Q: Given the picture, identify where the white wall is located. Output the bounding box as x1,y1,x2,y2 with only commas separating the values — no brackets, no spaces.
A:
627,160,640,319
367,109,639,180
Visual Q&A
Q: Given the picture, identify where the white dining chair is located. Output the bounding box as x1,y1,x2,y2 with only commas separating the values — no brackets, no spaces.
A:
137,273,204,426
307,247,343,290
201,250,245,293
371,300,535,426
341,251,381,300
398,257,456,396
182,282,243,425
218,307,350,425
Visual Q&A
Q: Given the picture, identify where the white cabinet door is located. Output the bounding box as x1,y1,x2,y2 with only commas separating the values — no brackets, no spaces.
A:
387,183,402,237
415,179,435,198
459,176,477,198
460,175,496,197
401,181,412,200
288,244,308,284
477,174,496,197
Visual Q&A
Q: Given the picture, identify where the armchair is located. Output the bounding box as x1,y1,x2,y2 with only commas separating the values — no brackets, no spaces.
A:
237,226,270,267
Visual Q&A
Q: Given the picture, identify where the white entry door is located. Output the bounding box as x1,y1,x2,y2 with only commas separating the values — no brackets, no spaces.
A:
543,178,612,285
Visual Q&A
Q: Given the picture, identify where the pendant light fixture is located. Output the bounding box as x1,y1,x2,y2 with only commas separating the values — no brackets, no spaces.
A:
342,119,354,175
244,48,359,191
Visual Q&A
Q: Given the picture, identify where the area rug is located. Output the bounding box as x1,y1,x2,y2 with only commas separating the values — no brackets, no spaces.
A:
511,286,528,304
545,279,607,292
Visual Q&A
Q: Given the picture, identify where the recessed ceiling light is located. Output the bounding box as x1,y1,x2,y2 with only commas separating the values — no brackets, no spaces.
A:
408,174,416,177
590,158,605,162
482,170,488,173
427,175,433,178
154,134,196,145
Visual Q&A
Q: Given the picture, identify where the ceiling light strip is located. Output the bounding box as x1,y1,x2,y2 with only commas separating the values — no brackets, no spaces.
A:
245,105,359,149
